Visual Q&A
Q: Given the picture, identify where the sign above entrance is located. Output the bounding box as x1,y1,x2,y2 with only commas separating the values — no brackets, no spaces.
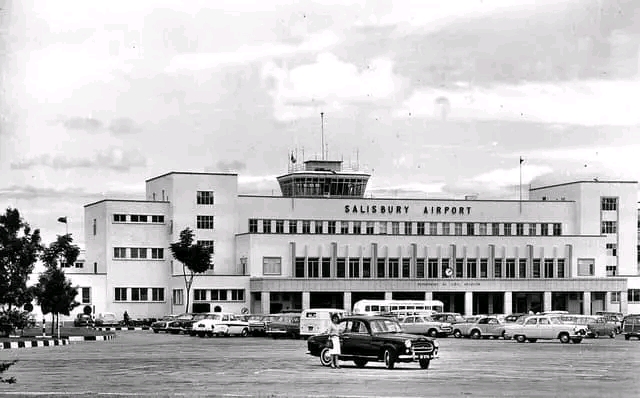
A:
344,204,472,216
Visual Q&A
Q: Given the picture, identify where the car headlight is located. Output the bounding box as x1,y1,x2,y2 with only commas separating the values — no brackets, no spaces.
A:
433,340,440,348
405,340,412,348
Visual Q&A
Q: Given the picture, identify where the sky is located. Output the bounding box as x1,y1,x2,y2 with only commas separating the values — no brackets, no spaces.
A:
0,0,639,248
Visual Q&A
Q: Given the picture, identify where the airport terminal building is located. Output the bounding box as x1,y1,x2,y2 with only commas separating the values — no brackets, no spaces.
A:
62,159,640,320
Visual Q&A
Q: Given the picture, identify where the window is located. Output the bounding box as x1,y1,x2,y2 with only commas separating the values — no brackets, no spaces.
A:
402,258,410,278
611,292,620,303
391,222,399,234
416,259,425,278
553,223,562,236
130,248,147,259
601,197,618,211
308,257,320,278
467,259,477,278
480,259,488,278
263,219,272,233
115,288,127,301
366,222,374,235
340,221,349,234
276,220,285,234
404,222,413,235
628,289,640,303
197,215,214,229
349,258,360,278
544,259,554,278
302,220,311,234
541,224,549,236
130,215,148,222
131,288,148,301
61,262,70,268
249,219,258,233
289,220,298,234
577,259,595,276
378,222,387,234
197,191,214,205
114,247,126,258
151,215,164,223
429,222,437,235
494,259,502,278
263,257,282,275
315,221,323,234
322,258,331,278
441,259,449,278
197,241,214,255
455,259,463,278
81,287,91,304
93,219,96,235
173,289,183,305
454,223,462,236
529,223,536,236
231,289,244,301
492,223,500,236
152,288,164,301
428,259,438,278
388,258,399,278
506,259,516,278
328,221,336,234
557,259,565,278
377,258,386,278
606,266,618,276
416,222,425,235
532,259,541,278
479,223,487,236
467,223,475,236
442,223,450,235
295,257,305,278
113,214,126,222
211,289,228,301
75,262,83,268
504,223,512,236
601,221,617,234
353,222,362,235
363,258,371,278
606,243,617,257
337,258,346,278
516,223,524,236
194,289,207,301
518,259,526,278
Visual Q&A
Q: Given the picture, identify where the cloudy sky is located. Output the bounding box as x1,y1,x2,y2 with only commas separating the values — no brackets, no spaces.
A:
1,0,639,247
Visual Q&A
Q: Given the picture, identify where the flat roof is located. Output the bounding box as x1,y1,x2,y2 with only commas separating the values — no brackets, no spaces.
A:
84,199,170,208
145,171,238,183
530,180,638,191
237,194,575,203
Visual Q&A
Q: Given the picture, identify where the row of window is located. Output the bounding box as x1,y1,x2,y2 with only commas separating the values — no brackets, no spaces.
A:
113,247,165,259
61,262,85,269
113,214,165,223
114,287,165,302
193,289,245,302
249,219,566,236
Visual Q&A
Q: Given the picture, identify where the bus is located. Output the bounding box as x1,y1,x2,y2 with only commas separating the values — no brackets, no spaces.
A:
352,299,444,318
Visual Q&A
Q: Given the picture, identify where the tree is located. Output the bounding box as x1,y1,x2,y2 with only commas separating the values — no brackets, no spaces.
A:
0,208,42,313
32,234,81,335
170,228,212,313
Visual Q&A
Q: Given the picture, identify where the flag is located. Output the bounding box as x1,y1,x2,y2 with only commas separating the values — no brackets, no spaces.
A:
290,152,296,164
520,157,524,164
57,217,67,224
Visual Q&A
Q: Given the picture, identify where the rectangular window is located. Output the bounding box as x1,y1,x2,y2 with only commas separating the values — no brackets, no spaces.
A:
377,258,386,278
441,258,449,277
308,257,320,278
516,223,524,236
504,223,512,236
388,258,399,278
467,223,475,236
61,262,71,268
455,259,464,278
442,223,450,235
362,258,371,278
601,221,617,234
93,219,96,236
193,289,207,301
115,288,127,301
606,243,617,257
466,259,477,278
210,289,228,301
130,248,139,259
454,223,462,236
263,219,272,233
197,241,214,255
340,221,349,234
532,259,541,278
114,247,126,258
196,191,214,205
529,223,536,236
81,287,91,304
606,265,617,276
139,248,148,259
518,259,527,278
404,222,413,235
577,259,595,276
601,197,618,211
479,223,487,236
428,258,438,278
337,258,346,278
553,223,562,236
506,259,516,278
113,214,126,222
289,220,298,234
196,215,214,229
321,258,331,278
231,289,244,301
611,292,620,303
494,259,503,278
152,288,164,302
295,257,305,278
416,258,425,278
302,220,311,234
131,288,148,301
492,223,500,236
378,222,387,235
391,222,399,235
416,222,425,235
349,258,360,278
480,259,488,278
172,289,183,305
541,223,549,236
130,215,148,223
75,262,83,268
353,222,362,235
544,259,554,278
402,258,410,278
249,219,258,233
557,259,565,278
429,222,437,235
366,222,374,235
263,257,282,275
628,289,640,303
315,221,323,234
151,215,164,223
276,220,285,234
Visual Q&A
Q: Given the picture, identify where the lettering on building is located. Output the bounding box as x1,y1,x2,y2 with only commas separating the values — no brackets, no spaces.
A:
344,204,472,216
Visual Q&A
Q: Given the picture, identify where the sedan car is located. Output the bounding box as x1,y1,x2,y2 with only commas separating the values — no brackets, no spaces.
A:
266,313,301,339
504,315,587,343
307,315,439,370
431,312,466,325
192,313,250,337
398,315,453,337
248,314,272,336
452,316,506,339
559,315,616,338
73,314,94,327
151,315,179,333
167,313,196,334
95,312,119,327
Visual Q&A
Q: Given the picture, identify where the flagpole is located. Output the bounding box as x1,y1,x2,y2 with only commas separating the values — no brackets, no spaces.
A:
519,157,523,214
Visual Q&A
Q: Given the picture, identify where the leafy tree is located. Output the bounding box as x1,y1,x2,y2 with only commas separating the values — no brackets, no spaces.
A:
0,360,17,384
32,234,81,335
0,208,42,313
170,228,212,312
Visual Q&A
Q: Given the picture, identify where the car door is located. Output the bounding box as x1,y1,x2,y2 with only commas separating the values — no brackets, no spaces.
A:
337,320,353,354
344,320,374,357
537,317,553,338
401,317,416,334
483,318,499,336
522,317,538,338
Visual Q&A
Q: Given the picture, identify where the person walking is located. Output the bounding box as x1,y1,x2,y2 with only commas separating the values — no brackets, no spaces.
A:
123,311,130,326
327,313,342,369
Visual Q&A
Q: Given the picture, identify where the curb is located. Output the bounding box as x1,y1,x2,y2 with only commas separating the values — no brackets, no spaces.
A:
1,339,70,350
67,334,116,342
94,326,150,331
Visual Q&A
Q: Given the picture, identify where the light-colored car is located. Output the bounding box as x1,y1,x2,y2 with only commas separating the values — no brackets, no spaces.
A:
95,312,119,327
193,313,250,337
559,315,616,338
452,316,506,339
399,315,453,337
504,315,587,344
151,314,180,333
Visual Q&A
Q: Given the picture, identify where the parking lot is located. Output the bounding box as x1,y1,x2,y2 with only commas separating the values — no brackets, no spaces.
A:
1,331,640,397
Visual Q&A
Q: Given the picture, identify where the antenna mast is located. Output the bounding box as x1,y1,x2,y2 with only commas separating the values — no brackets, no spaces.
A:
321,112,325,161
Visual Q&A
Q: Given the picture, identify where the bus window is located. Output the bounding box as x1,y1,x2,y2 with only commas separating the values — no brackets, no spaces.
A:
391,306,398,311
365,306,370,311
371,305,379,312
416,306,424,310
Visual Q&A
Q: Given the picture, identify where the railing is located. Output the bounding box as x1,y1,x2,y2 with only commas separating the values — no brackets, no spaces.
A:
286,163,369,173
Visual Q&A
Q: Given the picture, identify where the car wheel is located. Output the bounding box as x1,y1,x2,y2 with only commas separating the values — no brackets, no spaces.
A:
572,338,582,344
320,347,333,367
241,328,249,337
419,359,430,369
559,333,570,344
353,359,368,368
428,329,438,338
471,330,481,340
153,329,159,334
516,335,526,343
624,335,630,340
383,349,396,370
453,330,462,338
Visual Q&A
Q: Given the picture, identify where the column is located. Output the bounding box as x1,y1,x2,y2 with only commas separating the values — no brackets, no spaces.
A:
464,291,473,316
260,291,270,315
526,244,533,278
289,242,296,277
425,292,433,301
583,292,592,315
384,291,393,300
565,244,573,278
604,292,612,312
543,291,552,312
343,292,352,312
504,291,513,314
410,243,417,278
371,243,378,278
487,294,494,314
330,242,337,278
488,244,495,278
620,290,628,314
302,291,310,310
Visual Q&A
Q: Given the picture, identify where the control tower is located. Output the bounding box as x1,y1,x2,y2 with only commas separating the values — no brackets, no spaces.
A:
277,159,370,198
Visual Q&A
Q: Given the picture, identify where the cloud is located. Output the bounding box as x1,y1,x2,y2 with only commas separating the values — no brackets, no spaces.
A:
213,160,247,172
10,147,147,172
62,116,103,131
108,117,142,135
262,52,404,121
164,30,341,73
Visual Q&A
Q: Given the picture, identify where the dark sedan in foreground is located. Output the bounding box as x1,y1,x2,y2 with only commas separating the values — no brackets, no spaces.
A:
307,315,439,370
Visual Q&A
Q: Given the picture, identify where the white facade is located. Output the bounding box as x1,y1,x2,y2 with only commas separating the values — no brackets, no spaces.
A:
49,167,640,321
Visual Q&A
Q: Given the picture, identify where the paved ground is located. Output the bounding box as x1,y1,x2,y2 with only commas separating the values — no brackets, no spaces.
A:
1,331,639,397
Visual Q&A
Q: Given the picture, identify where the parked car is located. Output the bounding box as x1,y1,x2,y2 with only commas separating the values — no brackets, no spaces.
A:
431,312,466,325
306,315,439,370
503,313,526,323
151,315,179,333
596,312,623,334
266,313,301,339
559,315,616,338
622,314,640,340
95,312,119,327
185,313,210,336
504,315,587,343
192,313,250,337
73,314,94,327
248,314,272,336
452,316,507,339
167,313,196,334
300,309,348,339
398,315,453,337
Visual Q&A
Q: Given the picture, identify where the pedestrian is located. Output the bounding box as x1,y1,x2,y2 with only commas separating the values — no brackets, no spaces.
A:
123,311,130,326
326,313,342,369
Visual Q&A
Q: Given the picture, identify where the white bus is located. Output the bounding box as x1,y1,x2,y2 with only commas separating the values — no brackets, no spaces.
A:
352,299,444,318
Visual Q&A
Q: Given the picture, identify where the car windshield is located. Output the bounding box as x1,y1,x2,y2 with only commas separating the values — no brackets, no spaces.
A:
369,319,403,334
205,314,221,320
193,314,207,321
549,317,562,325
514,316,528,325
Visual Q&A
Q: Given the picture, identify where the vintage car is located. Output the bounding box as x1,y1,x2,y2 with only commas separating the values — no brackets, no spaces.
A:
266,313,301,339
151,315,179,333
559,315,616,338
248,314,273,336
192,313,250,337
622,314,640,340
504,315,587,343
73,314,94,327
596,311,623,334
398,315,453,337
452,316,506,339
503,313,526,323
95,312,119,327
430,312,466,325
184,313,210,336
307,315,439,370
167,313,196,334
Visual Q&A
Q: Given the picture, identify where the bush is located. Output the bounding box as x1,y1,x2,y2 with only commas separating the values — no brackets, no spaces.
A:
0,361,17,384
